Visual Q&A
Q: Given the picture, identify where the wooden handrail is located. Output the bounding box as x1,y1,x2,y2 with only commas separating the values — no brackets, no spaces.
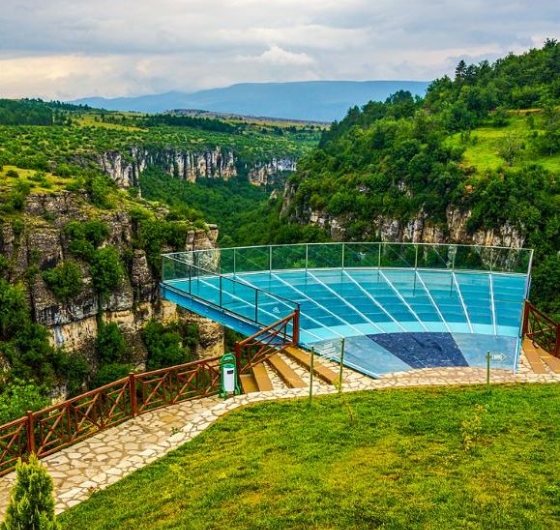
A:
0,312,300,476
0,355,223,476
234,310,300,374
523,300,560,357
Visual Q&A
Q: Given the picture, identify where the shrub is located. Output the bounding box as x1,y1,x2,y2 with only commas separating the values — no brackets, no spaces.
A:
42,260,83,301
0,380,49,424
95,321,130,365
142,320,193,371
89,246,125,297
2,454,60,530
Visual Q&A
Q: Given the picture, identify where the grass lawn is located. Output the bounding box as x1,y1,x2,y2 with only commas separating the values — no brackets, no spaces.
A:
447,113,560,174
59,385,560,530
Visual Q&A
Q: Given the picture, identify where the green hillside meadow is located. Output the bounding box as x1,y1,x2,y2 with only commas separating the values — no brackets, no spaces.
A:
60,385,560,530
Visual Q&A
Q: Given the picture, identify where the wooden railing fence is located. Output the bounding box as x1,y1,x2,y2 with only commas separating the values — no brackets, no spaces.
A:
0,356,222,477
522,300,560,357
234,310,300,374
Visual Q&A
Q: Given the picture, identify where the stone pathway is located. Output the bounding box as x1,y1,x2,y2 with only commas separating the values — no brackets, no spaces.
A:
1,351,559,518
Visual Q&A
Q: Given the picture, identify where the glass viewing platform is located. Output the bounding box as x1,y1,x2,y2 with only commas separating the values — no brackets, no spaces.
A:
160,243,533,378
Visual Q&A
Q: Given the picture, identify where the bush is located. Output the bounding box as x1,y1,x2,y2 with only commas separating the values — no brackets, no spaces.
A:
0,380,49,424
42,260,83,301
92,363,132,388
89,246,125,297
142,320,193,371
2,454,60,530
95,321,129,365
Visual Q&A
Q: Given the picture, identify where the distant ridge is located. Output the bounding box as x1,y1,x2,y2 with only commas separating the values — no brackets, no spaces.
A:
70,80,431,123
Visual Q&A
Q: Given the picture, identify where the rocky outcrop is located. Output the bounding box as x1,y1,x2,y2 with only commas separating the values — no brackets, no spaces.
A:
302,204,525,248
96,147,297,188
0,192,223,368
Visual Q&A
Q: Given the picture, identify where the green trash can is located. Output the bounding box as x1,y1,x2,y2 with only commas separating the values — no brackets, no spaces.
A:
219,352,240,398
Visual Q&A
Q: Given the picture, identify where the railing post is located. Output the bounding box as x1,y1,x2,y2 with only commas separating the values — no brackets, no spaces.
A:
555,322,560,357
292,308,300,345
255,290,259,323
234,342,242,373
26,411,35,456
129,372,137,417
522,300,530,337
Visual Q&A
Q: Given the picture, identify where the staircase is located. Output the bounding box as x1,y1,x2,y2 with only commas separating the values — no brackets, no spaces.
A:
239,345,343,393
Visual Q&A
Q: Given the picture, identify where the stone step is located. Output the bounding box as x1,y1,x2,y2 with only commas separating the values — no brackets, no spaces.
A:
266,354,307,388
283,345,343,385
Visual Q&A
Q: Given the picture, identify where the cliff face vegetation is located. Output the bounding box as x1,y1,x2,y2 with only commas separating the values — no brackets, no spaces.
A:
0,173,222,421
1,191,220,357
0,102,320,188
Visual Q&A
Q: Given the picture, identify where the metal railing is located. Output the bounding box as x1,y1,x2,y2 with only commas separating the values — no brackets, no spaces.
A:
523,301,560,357
163,242,534,279
0,356,222,477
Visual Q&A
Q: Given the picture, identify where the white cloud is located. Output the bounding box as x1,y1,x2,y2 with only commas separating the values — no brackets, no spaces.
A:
0,0,559,99
236,46,315,66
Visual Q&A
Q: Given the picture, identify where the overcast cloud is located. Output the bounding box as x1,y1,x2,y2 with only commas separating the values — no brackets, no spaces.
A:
1,0,558,100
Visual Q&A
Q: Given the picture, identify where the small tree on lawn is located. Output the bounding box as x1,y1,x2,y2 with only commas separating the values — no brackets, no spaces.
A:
2,454,60,530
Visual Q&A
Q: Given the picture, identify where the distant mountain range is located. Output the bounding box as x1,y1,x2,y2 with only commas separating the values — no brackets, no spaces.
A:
70,81,431,122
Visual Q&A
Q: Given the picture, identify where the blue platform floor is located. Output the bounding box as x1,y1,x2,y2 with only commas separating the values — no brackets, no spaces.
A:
165,268,528,378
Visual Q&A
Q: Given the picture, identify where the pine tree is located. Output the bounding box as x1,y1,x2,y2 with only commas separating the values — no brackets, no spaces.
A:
2,454,60,530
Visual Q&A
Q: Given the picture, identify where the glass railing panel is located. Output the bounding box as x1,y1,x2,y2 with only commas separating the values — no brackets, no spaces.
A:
270,244,307,270
307,243,343,269
379,243,416,268
343,243,381,268
232,246,271,274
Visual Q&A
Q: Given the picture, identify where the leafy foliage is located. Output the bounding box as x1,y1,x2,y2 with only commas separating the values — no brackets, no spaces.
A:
89,247,125,298
142,320,198,371
0,380,49,425
42,260,84,302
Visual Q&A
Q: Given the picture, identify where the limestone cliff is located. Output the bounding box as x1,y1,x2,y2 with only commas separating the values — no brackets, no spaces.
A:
0,191,223,368
96,147,297,188
282,183,526,248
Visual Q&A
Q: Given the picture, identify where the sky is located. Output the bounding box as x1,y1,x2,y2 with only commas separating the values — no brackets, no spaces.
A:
1,0,559,101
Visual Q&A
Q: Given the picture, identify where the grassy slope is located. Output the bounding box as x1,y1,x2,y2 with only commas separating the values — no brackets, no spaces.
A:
448,111,560,174
60,385,560,530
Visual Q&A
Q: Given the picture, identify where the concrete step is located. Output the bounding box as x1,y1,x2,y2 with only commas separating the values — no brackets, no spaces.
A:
541,352,560,374
240,373,259,393
252,363,274,391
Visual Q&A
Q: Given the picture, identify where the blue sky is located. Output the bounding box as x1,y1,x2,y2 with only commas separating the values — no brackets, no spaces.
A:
1,0,559,100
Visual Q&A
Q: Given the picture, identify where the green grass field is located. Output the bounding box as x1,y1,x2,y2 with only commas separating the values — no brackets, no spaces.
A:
447,112,560,174
60,384,560,530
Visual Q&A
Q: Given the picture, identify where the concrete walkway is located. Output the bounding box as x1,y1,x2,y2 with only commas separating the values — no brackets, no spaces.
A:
1,351,559,518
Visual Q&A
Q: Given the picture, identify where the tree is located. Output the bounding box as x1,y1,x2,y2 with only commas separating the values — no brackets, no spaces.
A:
2,454,60,530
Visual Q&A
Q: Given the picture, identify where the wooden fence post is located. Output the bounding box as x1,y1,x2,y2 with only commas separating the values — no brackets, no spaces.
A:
26,410,35,456
129,372,137,417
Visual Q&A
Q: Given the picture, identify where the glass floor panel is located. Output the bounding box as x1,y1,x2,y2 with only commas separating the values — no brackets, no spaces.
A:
164,268,528,377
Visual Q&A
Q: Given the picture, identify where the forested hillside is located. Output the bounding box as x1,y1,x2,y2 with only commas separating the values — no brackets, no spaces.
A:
282,40,560,316
0,101,321,188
